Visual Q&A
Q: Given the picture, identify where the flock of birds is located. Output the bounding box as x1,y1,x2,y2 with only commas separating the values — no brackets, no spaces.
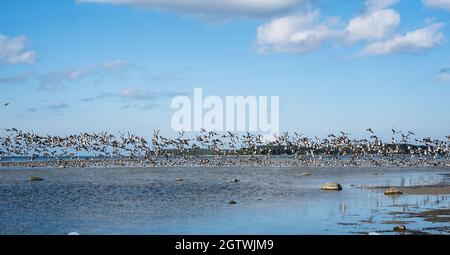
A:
1,127,450,168
2,100,450,167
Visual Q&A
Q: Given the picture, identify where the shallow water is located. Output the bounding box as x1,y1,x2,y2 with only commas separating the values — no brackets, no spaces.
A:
0,166,449,234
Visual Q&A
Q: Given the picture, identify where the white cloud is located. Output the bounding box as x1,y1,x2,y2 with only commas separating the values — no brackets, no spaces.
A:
360,23,444,56
81,92,115,102
140,103,159,110
118,89,185,100
255,10,342,53
39,59,130,90
255,0,405,54
366,0,399,11
423,0,450,11
257,4,444,57
40,69,90,85
255,8,401,53
46,103,70,111
0,34,36,65
103,59,129,70
437,73,450,81
0,72,33,84
437,67,450,81
82,89,187,103
76,0,308,18
119,89,160,100
345,9,400,42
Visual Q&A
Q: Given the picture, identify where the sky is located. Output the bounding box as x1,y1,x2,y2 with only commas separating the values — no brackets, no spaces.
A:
1,0,450,139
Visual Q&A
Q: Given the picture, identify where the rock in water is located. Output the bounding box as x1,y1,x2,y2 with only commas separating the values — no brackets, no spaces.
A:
30,176,44,181
228,200,237,205
175,177,184,182
384,187,403,195
231,179,240,183
393,225,407,232
302,172,311,176
321,183,342,191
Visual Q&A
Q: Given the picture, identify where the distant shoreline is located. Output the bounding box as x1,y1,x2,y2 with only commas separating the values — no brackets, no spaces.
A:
1,156,450,169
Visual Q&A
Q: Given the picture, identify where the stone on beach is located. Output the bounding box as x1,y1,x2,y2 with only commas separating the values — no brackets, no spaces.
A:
384,187,403,195
393,225,407,232
29,176,44,181
321,183,342,191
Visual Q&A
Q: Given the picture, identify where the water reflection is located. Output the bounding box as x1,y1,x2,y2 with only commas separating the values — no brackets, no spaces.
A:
0,166,449,234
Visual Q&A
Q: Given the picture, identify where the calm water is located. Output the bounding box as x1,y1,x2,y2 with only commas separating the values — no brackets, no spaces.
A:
0,166,449,234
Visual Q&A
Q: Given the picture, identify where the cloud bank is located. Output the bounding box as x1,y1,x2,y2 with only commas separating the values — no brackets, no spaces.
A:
76,0,308,18
256,0,444,56
76,0,446,56
423,0,450,11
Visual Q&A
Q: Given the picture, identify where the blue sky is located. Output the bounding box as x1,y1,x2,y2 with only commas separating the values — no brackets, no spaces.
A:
1,0,450,139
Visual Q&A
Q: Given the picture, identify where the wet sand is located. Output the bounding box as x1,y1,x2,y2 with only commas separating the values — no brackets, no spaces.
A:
375,184,450,195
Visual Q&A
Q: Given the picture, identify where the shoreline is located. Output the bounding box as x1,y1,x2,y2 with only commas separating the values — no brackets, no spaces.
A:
1,157,450,169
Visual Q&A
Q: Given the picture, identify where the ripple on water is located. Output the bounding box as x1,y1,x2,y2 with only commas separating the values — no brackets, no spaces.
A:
0,166,449,234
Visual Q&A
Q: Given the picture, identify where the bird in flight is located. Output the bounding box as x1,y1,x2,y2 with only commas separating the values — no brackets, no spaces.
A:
3,102,10,108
